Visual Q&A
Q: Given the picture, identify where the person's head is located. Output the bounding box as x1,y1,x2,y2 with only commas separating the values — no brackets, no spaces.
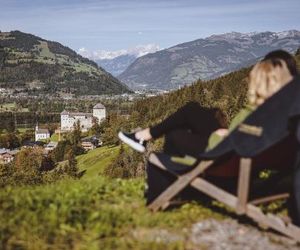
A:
263,50,298,77
248,59,293,107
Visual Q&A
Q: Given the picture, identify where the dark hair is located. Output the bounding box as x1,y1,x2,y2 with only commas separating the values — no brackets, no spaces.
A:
263,50,298,76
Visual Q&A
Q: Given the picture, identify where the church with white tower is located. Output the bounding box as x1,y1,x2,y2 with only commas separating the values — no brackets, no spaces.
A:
60,103,106,132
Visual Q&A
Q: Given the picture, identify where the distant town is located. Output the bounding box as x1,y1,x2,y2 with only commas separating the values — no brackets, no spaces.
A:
0,102,109,165
0,83,171,165
0,87,170,100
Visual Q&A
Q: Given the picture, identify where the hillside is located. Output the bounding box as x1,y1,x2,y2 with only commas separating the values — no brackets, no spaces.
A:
1,146,297,249
0,31,130,95
119,30,300,90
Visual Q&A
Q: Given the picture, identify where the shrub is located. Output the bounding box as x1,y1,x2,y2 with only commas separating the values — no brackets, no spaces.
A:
103,145,145,178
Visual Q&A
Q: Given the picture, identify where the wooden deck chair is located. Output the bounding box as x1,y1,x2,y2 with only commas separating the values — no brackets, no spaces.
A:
147,75,300,241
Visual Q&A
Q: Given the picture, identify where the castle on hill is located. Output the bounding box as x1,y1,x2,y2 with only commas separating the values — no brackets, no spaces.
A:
60,103,106,132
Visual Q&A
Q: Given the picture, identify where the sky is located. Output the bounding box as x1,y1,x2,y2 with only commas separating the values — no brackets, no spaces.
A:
0,0,300,58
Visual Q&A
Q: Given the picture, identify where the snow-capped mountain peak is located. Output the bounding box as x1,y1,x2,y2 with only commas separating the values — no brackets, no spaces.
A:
78,44,160,61
78,44,160,76
207,30,300,41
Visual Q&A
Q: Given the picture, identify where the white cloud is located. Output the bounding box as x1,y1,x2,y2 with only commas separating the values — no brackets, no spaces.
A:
78,44,160,60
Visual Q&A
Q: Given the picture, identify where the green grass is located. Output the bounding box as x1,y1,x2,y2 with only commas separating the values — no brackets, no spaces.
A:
0,175,223,249
16,128,31,133
37,41,55,59
0,103,29,112
0,102,15,111
50,133,60,142
77,145,120,178
0,145,225,249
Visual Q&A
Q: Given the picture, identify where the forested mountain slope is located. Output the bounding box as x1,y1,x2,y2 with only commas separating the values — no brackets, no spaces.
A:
0,31,130,95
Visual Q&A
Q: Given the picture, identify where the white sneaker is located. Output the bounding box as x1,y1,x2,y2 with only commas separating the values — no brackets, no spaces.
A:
118,131,147,153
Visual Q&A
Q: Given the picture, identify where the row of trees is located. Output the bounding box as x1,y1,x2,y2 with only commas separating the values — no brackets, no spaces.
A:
0,132,31,149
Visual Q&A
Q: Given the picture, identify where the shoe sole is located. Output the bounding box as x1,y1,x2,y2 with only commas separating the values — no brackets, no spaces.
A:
118,132,145,153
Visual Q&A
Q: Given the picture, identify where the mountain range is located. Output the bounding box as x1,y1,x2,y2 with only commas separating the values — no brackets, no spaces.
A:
78,44,160,76
119,30,300,90
0,31,130,95
95,54,137,76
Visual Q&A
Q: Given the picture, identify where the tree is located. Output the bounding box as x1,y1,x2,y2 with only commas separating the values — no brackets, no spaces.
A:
101,113,130,146
0,133,20,149
0,163,13,187
51,140,71,162
13,147,44,185
67,120,84,156
65,149,79,178
70,120,81,145
103,145,144,178
90,117,102,137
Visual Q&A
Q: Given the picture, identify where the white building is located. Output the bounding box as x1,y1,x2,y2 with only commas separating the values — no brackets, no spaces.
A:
60,103,106,132
35,126,50,141
44,141,58,153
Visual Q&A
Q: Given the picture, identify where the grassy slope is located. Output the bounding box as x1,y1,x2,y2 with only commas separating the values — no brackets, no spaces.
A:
0,102,29,112
0,146,225,250
77,146,120,178
50,133,59,142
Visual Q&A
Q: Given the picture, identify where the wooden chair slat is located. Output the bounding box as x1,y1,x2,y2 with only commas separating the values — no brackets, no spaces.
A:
236,158,252,214
250,193,290,205
148,160,213,211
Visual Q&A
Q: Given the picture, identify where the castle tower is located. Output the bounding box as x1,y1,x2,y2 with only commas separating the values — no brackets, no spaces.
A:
93,103,106,124
60,110,69,130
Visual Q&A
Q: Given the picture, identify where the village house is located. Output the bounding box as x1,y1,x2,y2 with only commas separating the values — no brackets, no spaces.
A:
35,125,50,141
81,141,96,151
0,148,19,164
81,136,102,151
22,141,45,149
44,141,58,153
60,103,106,132
0,152,14,164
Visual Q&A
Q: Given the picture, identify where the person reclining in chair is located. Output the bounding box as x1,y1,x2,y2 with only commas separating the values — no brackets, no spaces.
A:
118,50,300,225
119,50,298,158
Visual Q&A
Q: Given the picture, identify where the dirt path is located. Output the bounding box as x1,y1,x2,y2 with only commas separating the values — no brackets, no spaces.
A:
132,219,300,249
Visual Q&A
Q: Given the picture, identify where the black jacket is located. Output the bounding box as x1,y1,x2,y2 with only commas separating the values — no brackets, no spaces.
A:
202,75,300,159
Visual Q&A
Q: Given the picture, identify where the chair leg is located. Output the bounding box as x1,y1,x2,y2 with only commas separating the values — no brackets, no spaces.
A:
236,158,252,215
190,176,300,241
147,159,214,211
148,154,300,241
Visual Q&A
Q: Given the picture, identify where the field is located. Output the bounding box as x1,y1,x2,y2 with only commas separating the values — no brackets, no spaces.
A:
16,128,30,133
0,145,225,250
0,102,29,112
0,127,33,135
77,146,120,178
50,133,60,142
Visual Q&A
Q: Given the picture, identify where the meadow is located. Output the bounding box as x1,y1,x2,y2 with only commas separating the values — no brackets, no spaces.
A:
0,145,225,250
0,102,29,112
